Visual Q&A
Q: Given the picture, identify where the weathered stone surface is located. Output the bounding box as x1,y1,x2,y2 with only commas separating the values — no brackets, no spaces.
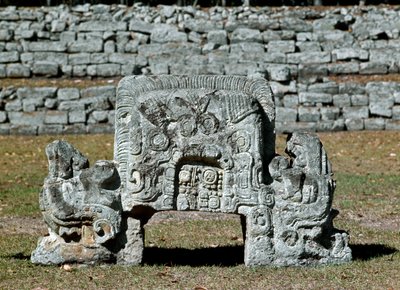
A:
32,75,351,267
364,118,385,130
17,87,57,99
78,21,127,32
0,51,19,63
58,88,80,101
231,28,262,43
345,119,364,131
32,61,59,76
6,64,31,78
150,25,187,43
45,111,68,124
31,140,121,264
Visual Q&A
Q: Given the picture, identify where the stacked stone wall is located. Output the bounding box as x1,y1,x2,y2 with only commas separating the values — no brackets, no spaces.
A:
1,4,400,134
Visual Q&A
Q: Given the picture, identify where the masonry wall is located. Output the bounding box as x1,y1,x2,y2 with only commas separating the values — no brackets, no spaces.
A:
1,4,400,134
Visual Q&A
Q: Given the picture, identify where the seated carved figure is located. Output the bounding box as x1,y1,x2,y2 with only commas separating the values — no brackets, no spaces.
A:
32,75,351,266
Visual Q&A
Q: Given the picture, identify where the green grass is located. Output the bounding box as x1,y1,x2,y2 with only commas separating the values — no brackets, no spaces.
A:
0,132,399,289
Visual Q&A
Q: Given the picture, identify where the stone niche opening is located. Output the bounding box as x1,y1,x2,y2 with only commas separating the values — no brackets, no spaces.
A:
31,75,351,266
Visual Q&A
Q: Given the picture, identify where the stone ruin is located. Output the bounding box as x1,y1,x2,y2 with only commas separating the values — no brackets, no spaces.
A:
31,75,352,266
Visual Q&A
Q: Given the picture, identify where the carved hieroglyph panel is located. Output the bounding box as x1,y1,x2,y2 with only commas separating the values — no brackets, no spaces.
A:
115,76,275,213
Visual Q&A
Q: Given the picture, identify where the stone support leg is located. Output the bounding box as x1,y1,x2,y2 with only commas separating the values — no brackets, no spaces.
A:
116,216,144,265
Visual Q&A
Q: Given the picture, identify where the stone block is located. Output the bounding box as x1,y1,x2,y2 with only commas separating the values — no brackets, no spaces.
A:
109,53,136,65
339,83,365,94
45,111,68,124
91,110,109,123
296,41,321,52
345,119,364,131
0,51,19,63
299,92,332,104
44,98,58,109
230,43,265,62
68,40,103,53
275,121,317,133
369,94,394,118
38,125,63,135
385,120,400,130
23,98,44,112
60,31,76,43
267,40,295,53
364,118,385,130
33,52,68,66
10,125,38,135
313,17,339,31
68,111,86,123
59,100,85,111
0,64,6,78
8,111,45,126
328,63,360,75
332,48,369,61
96,64,121,77
32,61,59,76
72,65,87,77
58,88,80,101
224,62,258,76
359,62,388,75
207,30,227,45
51,20,66,33
78,21,127,32
129,19,154,34
298,107,320,122
17,87,57,99
333,94,351,107
263,52,286,63
393,106,400,120
0,111,7,123
150,25,187,43
6,64,31,78
0,124,10,134
91,53,109,64
287,52,331,64
283,94,299,108
5,99,22,111
81,86,115,100
69,53,91,65
298,64,328,81
231,28,262,43
320,107,340,121
266,65,291,82
0,29,13,41
81,96,111,111
351,95,369,106
276,107,297,122
307,82,338,94
62,124,87,134
316,121,335,132
104,40,116,53
342,106,369,119
28,42,66,52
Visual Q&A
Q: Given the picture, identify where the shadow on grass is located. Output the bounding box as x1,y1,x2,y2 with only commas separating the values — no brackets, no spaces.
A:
144,244,398,266
9,244,397,266
350,243,398,261
144,245,244,266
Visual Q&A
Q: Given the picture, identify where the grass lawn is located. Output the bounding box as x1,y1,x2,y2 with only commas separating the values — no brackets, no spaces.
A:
0,131,399,289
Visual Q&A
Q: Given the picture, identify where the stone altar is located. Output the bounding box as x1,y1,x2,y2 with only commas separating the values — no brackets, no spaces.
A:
31,75,352,266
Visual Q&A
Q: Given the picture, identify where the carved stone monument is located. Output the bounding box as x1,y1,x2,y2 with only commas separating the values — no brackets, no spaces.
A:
31,75,352,266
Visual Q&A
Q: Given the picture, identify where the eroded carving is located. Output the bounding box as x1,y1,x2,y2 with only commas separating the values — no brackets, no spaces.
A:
31,141,121,265
32,75,351,267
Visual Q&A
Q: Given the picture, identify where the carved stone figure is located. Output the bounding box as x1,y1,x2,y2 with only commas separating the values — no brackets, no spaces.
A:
32,75,351,266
